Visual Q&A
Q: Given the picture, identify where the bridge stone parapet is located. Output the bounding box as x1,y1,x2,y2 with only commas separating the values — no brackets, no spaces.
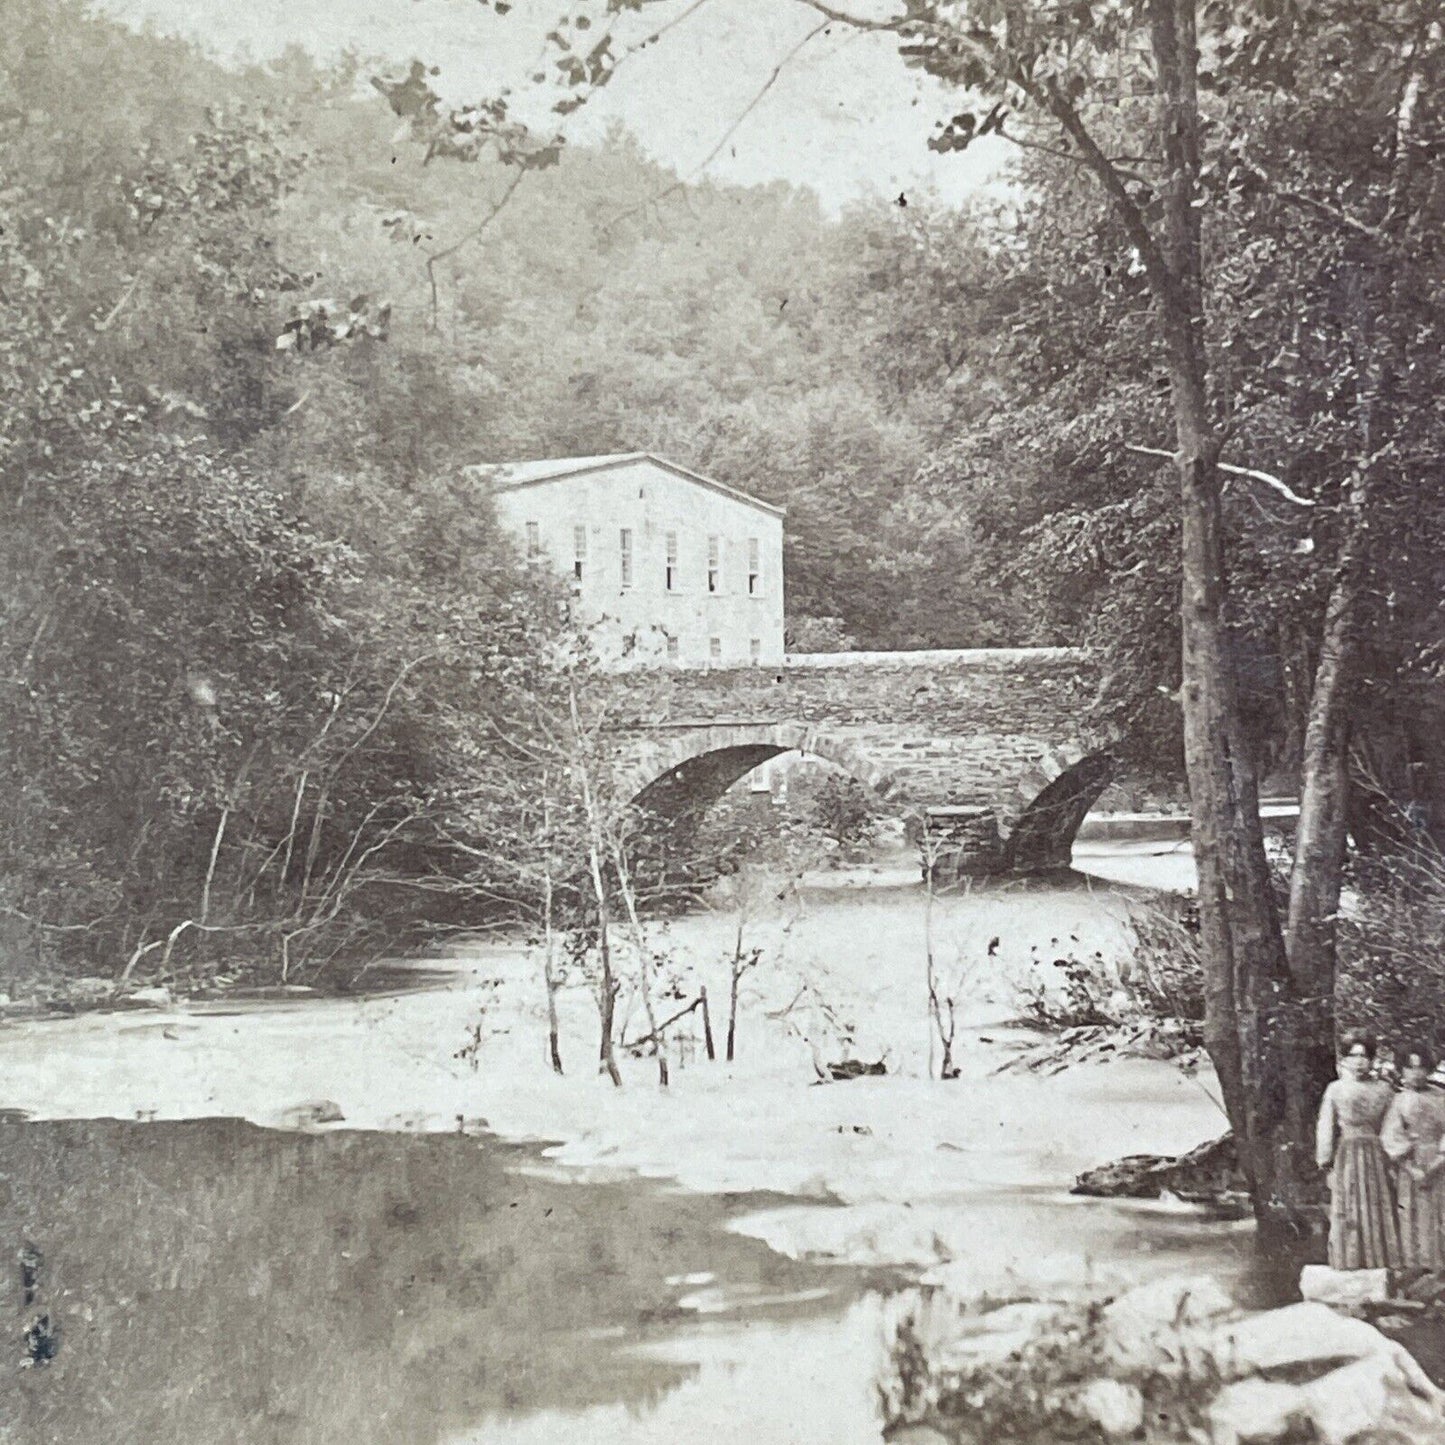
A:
601,648,1120,877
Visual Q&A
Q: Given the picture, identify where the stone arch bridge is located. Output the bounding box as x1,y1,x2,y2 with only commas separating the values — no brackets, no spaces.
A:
602,649,1120,876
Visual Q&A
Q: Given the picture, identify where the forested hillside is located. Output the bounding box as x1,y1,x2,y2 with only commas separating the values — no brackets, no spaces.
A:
3,0,1442,999
267,73,1036,651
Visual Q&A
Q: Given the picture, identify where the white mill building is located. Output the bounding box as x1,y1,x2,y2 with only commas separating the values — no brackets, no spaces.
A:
470,452,785,671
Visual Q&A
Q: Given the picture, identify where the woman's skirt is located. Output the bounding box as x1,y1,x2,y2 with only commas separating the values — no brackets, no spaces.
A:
1329,1136,1402,1270
1397,1165,1444,1269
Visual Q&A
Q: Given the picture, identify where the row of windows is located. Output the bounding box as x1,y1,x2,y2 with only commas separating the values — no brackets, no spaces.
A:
525,522,764,595
623,635,765,663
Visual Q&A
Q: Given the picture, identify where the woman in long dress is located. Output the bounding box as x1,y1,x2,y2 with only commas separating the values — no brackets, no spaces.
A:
1316,1035,1402,1270
1382,1049,1445,1268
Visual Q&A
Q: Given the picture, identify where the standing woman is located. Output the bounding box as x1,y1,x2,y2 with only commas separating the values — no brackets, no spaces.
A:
1382,1049,1445,1268
1316,1035,1403,1270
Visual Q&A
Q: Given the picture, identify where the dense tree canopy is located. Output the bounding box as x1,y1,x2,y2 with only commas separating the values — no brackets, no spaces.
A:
3,0,1442,1021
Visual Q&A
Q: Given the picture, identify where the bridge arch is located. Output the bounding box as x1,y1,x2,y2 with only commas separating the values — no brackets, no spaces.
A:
617,723,908,839
992,740,1121,873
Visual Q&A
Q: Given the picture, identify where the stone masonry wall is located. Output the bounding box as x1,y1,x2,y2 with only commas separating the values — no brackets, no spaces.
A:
604,648,1107,810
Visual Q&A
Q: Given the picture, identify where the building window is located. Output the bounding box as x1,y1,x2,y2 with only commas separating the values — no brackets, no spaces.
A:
747,536,761,595
666,635,679,662
573,525,587,581
709,637,722,664
665,530,678,591
619,528,633,589
707,535,720,594
525,521,541,559
749,638,761,664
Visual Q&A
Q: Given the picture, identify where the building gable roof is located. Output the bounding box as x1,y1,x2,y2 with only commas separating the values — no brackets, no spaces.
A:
466,452,785,518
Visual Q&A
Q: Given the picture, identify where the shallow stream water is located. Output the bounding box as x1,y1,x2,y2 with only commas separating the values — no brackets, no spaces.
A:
0,1116,1293,1445
1,844,1307,1444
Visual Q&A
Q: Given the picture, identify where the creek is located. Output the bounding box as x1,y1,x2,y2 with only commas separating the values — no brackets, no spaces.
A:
1,842,1299,1444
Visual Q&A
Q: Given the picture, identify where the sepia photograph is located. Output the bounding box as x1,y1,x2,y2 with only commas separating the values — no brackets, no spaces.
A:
2,0,1444,1440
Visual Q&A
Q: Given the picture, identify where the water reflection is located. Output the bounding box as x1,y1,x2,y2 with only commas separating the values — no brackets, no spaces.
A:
0,1118,859,1444
457,1300,894,1445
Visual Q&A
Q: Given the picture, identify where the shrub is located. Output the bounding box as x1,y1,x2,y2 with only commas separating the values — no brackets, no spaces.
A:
1336,845,1445,1056
1004,898,1204,1033
805,773,881,852
1124,900,1206,1023
879,1294,1214,1445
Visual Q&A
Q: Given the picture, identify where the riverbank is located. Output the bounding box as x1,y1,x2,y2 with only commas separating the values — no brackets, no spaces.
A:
0,837,1191,1020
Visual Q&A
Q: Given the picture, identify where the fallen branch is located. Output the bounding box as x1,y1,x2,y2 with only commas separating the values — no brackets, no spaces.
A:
621,992,704,1053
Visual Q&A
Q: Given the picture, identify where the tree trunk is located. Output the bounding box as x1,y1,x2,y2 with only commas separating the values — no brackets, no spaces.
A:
1176,430,1315,1219
1149,0,1323,1225
542,856,564,1076
727,919,743,1062
609,841,670,1088
924,847,940,1080
700,985,716,1061
542,793,565,1076
594,882,621,1086
1284,7,1428,1044
571,687,622,1086
1285,468,1369,991
545,964,565,1075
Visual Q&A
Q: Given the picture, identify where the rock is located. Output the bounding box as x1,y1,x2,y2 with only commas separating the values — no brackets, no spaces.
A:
1208,1378,1309,1445
1073,1134,1246,1210
125,985,173,1008
1400,1270,1445,1305
1101,1274,1238,1374
1075,1378,1144,1437
1299,1265,1390,1311
1208,1301,1391,1380
275,1099,345,1129
1209,1316,1445,1445
825,1059,887,1081
21,1313,59,1368
1299,1343,1445,1445
1073,1152,1174,1199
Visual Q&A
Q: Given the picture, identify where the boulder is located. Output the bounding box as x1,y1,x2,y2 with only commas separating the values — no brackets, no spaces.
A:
1208,1301,1392,1380
1208,1311,1445,1445
825,1058,887,1081
1101,1274,1238,1374
1300,1343,1445,1445
125,985,174,1008
1208,1378,1309,1445
275,1099,345,1129
1075,1378,1144,1438
1073,1151,1175,1199
1299,1265,1390,1311
1073,1134,1246,1208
